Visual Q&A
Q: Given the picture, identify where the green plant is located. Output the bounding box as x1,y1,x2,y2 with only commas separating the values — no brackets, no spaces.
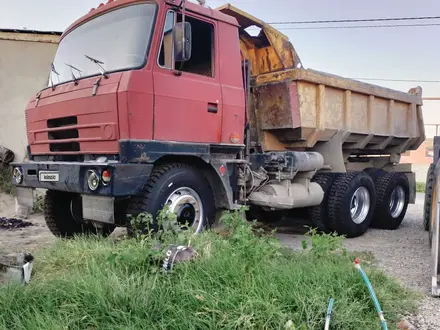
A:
304,227,347,258
33,194,44,213
0,167,14,195
128,205,192,243
416,182,426,193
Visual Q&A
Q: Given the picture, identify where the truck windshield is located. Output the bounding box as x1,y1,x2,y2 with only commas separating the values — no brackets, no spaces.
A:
49,3,157,86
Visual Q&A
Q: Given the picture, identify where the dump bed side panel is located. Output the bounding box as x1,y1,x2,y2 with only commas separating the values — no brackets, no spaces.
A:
251,69,424,155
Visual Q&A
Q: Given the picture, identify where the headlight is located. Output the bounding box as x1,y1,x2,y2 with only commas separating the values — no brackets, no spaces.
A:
13,167,23,184
87,170,100,191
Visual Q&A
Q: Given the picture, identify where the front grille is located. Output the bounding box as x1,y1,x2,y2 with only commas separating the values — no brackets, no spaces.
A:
49,142,80,152
47,116,77,128
48,129,79,140
47,116,80,152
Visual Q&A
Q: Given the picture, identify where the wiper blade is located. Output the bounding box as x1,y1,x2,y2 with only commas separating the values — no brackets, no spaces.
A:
50,63,60,90
51,63,60,76
84,55,109,79
65,63,83,85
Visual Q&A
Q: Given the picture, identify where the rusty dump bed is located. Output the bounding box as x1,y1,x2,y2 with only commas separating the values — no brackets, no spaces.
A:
218,5,425,155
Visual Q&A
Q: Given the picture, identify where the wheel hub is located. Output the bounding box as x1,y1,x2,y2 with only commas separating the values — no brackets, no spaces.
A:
389,186,405,218
350,187,371,224
166,187,204,233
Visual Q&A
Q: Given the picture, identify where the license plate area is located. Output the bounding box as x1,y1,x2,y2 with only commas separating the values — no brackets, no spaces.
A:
39,171,60,182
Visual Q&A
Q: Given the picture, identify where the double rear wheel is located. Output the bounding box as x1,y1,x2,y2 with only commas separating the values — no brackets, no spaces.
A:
309,170,409,238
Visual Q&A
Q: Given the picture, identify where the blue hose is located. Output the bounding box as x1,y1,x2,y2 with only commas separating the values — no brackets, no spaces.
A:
355,259,388,330
324,298,334,330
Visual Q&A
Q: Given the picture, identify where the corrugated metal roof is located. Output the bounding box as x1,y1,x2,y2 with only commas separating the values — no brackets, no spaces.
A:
0,28,62,35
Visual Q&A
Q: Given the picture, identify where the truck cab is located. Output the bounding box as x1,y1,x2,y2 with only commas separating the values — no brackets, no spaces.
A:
13,0,246,235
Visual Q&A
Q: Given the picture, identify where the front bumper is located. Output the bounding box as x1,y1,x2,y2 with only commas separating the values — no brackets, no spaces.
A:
11,161,153,197
11,161,153,224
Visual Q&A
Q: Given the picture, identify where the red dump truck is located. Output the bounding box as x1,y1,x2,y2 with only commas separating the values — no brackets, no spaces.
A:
12,0,425,238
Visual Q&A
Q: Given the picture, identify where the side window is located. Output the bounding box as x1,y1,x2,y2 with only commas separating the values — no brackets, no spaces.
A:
158,11,176,69
158,11,215,77
177,15,214,77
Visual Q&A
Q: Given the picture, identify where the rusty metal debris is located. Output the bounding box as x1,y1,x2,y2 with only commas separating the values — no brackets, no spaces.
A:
0,145,14,165
0,253,34,285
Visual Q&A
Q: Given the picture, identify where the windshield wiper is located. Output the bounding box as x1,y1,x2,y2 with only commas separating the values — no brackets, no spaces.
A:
84,55,109,79
50,63,60,90
65,63,83,85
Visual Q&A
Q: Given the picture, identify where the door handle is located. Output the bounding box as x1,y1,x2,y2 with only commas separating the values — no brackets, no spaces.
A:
208,103,218,114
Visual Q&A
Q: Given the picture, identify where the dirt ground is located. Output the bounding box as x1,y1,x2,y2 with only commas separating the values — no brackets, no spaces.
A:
0,193,53,253
0,192,439,328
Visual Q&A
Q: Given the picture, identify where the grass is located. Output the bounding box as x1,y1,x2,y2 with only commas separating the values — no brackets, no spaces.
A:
416,182,426,193
0,210,419,330
0,167,14,195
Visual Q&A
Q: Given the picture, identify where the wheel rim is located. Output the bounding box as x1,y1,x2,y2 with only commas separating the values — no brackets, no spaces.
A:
389,186,406,218
70,198,83,224
350,187,371,224
165,187,204,233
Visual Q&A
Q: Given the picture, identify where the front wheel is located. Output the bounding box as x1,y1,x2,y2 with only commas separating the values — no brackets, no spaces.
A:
126,163,215,236
44,190,115,238
327,172,376,238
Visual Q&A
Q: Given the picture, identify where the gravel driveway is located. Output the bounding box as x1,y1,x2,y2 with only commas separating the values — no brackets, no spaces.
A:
1,192,439,329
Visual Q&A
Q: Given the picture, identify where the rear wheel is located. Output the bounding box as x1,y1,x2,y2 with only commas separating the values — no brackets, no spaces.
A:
44,190,115,238
126,163,215,236
429,174,438,247
424,164,435,231
371,172,409,230
308,173,338,232
327,172,376,238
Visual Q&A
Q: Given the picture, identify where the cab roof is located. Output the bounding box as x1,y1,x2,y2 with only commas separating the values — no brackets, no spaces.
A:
62,0,239,40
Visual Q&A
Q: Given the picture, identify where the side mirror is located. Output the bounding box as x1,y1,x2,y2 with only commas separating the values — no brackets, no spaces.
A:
173,22,192,62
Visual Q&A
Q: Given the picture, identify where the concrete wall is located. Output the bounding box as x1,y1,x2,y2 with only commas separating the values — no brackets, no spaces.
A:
0,33,59,161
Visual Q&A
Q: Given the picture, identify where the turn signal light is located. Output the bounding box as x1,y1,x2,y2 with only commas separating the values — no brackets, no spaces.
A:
102,170,111,185
230,133,241,144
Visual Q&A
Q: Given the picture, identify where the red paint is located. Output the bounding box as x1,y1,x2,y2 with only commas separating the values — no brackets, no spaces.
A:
218,21,246,144
25,0,246,156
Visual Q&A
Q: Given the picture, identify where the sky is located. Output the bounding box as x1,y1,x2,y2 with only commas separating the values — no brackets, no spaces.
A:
1,0,439,136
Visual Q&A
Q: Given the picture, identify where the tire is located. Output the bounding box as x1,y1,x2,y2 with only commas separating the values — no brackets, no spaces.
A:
371,172,410,230
246,206,287,223
429,175,438,247
424,164,435,231
126,163,215,236
44,190,115,238
308,173,338,232
328,172,376,238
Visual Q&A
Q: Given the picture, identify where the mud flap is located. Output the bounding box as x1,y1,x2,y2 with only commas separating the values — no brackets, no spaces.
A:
15,187,34,209
82,195,115,224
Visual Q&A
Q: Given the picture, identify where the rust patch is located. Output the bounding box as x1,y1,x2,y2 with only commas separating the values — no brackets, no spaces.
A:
254,82,293,130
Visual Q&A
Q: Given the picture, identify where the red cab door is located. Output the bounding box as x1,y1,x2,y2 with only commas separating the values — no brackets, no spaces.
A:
153,10,222,144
